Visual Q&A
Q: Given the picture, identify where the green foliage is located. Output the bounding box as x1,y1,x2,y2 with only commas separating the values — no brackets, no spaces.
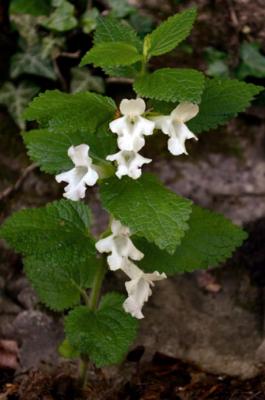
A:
70,68,105,94
135,206,247,274
0,200,97,310
237,42,265,79
10,47,57,80
65,293,138,366
146,8,196,57
204,47,229,78
134,68,205,103
10,0,51,16
94,16,142,51
100,174,192,254
0,81,39,129
188,78,263,133
80,42,142,68
41,0,78,32
81,8,99,34
23,90,116,133
58,339,80,359
23,123,116,174
106,0,135,18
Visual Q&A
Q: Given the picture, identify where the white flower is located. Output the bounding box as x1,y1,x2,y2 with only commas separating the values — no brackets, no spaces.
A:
152,102,199,156
109,98,155,152
122,261,166,319
107,150,151,180
55,144,99,201
95,220,143,271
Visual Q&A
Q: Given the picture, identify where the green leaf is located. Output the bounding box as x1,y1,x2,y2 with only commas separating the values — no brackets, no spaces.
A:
188,78,264,133
100,174,192,254
10,0,51,16
0,81,39,129
80,42,142,68
81,7,99,34
106,0,134,18
58,339,80,359
135,205,247,275
10,47,57,80
237,42,265,79
147,8,196,57
94,16,142,51
65,293,138,367
0,200,97,310
23,123,116,174
70,68,105,94
41,0,78,32
134,68,205,103
23,90,116,133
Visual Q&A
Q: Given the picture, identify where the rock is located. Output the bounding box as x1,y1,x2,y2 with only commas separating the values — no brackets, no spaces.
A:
13,311,64,371
137,264,264,379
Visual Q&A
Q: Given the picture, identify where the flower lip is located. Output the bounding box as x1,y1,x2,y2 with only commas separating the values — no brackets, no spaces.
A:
120,98,146,118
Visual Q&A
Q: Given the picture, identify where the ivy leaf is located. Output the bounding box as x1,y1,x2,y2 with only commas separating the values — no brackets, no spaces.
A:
0,200,97,311
10,47,57,80
135,206,247,274
65,293,138,367
134,68,205,103
237,42,265,79
94,16,142,51
10,0,51,16
41,0,78,32
23,123,116,174
23,90,116,133
100,174,192,254
147,8,197,57
106,0,134,18
188,78,263,133
80,42,142,68
0,81,39,129
81,8,99,34
70,68,105,94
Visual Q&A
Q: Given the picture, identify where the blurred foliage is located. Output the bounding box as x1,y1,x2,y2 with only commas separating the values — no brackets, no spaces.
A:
205,42,265,81
0,0,154,128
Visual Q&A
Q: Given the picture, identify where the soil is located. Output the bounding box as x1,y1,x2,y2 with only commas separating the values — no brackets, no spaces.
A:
1,0,265,398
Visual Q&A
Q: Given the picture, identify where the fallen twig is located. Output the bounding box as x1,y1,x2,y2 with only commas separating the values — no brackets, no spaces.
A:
0,163,37,202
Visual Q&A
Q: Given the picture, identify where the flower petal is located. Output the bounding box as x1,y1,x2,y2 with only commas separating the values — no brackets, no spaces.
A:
171,102,199,123
120,98,146,117
68,144,91,167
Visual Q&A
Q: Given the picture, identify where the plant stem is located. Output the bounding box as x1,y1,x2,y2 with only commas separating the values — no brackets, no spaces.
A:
89,260,106,311
79,357,90,389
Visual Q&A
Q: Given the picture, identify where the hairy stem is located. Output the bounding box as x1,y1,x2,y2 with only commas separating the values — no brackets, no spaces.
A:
89,260,106,311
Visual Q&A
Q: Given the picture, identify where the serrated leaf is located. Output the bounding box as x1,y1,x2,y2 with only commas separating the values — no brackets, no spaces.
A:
134,68,205,103
100,173,192,254
147,8,196,57
70,68,105,94
10,0,51,16
188,78,263,133
58,339,80,359
0,200,97,310
10,47,57,80
135,205,247,275
41,0,78,32
93,16,142,77
0,81,39,129
23,90,116,133
23,122,116,174
94,16,142,51
80,42,142,68
65,293,138,367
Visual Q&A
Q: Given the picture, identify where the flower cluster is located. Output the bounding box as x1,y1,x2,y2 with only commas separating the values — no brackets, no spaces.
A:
56,98,199,200
96,220,166,319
